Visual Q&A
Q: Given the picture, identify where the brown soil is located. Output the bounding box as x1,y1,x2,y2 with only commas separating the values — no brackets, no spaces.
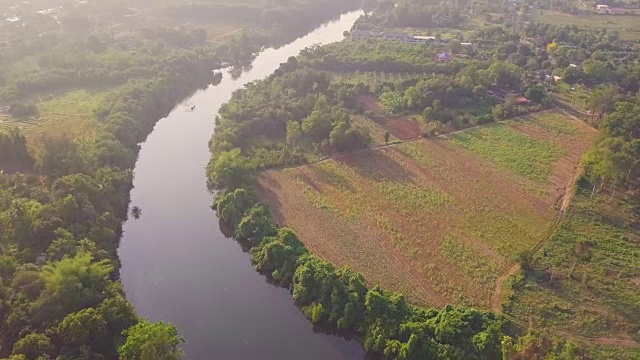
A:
258,112,595,308
371,116,422,140
357,95,382,112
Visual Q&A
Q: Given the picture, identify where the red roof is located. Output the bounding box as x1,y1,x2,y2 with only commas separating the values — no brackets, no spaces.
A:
515,97,529,104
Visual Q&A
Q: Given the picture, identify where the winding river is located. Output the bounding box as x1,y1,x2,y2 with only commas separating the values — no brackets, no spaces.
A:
118,10,367,360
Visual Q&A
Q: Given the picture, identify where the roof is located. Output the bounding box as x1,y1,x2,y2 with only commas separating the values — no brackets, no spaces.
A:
460,42,473,46
413,36,436,40
438,52,453,58
515,97,529,104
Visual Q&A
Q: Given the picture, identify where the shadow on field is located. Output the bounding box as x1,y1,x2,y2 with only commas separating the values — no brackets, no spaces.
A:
256,174,287,227
338,149,418,184
305,164,356,193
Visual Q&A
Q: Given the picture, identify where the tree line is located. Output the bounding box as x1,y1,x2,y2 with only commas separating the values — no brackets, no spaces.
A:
0,21,276,360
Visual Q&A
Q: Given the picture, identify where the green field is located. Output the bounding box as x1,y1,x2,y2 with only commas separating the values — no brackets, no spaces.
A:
504,187,640,353
5,89,110,148
258,111,595,307
450,124,563,182
531,11,640,41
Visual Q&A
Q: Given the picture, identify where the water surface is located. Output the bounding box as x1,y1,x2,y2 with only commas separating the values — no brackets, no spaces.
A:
118,10,367,360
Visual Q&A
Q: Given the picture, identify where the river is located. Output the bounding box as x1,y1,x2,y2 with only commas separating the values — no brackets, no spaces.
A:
118,10,367,360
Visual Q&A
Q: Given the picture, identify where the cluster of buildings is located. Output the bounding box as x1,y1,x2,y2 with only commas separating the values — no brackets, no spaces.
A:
350,30,480,48
595,4,633,14
351,30,450,45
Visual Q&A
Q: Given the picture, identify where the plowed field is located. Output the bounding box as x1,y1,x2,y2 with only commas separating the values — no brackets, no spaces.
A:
257,111,595,307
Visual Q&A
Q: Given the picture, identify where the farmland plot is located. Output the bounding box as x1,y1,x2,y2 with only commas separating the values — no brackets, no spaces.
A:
258,112,596,307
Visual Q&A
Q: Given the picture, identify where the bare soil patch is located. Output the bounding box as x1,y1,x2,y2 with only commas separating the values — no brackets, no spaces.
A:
258,113,595,307
370,115,422,140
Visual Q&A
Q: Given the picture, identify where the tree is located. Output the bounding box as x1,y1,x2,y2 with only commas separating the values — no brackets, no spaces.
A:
492,104,507,120
235,204,277,245
449,40,462,54
97,294,138,342
583,59,612,84
119,320,183,360
384,132,391,145
504,94,517,116
302,110,332,142
525,85,549,104
562,66,582,84
57,308,110,356
9,103,38,119
206,149,255,190
286,120,302,148
546,41,558,55
589,86,620,122
422,107,435,122
485,62,523,90
380,91,406,114
37,252,113,319
12,333,51,359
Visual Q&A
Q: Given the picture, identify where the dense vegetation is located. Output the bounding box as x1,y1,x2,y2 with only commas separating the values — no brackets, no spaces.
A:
214,189,510,360
207,0,640,357
0,0,364,358
503,96,640,358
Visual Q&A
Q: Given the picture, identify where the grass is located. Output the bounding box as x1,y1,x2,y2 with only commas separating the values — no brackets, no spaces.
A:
441,236,500,290
258,112,594,308
377,181,452,213
10,89,111,149
504,187,640,348
450,124,563,182
530,10,640,41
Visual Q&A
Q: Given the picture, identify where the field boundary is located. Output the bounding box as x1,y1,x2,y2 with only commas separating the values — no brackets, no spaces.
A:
490,109,598,312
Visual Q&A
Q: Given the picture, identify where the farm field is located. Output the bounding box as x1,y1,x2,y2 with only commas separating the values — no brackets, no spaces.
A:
356,95,425,140
2,89,109,150
530,10,640,41
504,186,640,350
257,111,596,307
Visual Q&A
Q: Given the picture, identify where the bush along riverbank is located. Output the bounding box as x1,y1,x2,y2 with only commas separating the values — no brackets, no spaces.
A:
206,53,589,360
211,187,508,360
0,44,239,358
0,21,345,359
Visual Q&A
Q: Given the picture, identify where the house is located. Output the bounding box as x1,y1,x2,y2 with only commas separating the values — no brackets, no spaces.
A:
569,63,578,68
437,52,453,62
379,31,411,41
596,4,609,10
351,29,375,39
412,35,436,43
515,96,529,105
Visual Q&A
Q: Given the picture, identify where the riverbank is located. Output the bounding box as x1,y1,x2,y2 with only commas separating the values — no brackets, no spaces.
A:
0,7,366,360
118,11,369,359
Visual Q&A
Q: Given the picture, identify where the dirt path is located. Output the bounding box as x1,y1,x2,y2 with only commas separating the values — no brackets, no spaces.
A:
490,160,582,312
489,109,596,312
